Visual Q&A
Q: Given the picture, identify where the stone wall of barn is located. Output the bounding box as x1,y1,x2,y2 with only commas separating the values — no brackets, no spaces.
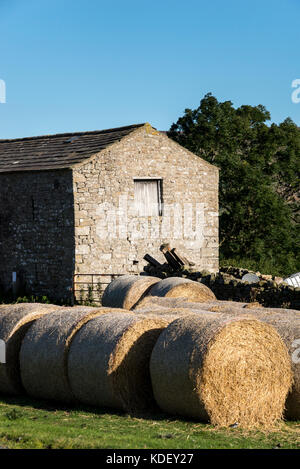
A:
72,125,219,300
0,169,75,301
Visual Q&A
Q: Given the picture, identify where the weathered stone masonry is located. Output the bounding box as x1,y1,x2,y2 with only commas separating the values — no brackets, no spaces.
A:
0,170,75,300
0,124,219,301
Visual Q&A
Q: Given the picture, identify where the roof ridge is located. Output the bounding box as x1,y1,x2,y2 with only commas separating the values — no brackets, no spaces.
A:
0,123,145,143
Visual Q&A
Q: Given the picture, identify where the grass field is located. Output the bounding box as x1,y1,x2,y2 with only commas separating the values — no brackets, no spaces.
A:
0,396,299,449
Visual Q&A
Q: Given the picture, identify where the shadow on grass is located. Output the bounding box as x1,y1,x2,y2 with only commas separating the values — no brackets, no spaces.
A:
0,393,186,424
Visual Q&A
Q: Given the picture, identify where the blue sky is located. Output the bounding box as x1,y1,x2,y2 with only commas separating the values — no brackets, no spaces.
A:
0,0,299,138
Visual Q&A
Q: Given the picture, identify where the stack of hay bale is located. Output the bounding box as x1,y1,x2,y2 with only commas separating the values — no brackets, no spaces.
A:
0,302,170,414
0,273,298,429
99,275,300,426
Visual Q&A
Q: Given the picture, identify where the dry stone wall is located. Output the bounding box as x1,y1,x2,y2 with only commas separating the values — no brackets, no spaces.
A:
143,262,300,310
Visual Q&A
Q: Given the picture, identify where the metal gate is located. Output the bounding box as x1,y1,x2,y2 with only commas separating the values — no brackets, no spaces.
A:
72,273,123,305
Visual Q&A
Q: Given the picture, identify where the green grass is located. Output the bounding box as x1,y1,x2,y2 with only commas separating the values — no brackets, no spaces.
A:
0,396,299,449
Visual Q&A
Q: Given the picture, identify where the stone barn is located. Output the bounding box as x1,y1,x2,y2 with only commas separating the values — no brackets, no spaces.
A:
0,123,219,302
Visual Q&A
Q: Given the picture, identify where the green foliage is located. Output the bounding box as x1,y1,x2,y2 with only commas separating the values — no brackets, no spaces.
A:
0,293,71,306
15,295,51,304
76,284,98,306
86,284,94,305
168,94,300,276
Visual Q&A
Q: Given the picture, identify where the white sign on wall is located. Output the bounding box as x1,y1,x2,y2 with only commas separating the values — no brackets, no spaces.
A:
0,340,5,364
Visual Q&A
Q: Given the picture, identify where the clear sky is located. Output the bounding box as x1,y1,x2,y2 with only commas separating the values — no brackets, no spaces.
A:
0,0,299,139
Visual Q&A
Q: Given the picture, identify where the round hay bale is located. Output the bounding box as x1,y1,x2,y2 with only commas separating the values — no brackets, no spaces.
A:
206,303,300,316
134,303,221,321
243,302,263,309
0,303,62,395
153,299,262,314
181,303,300,420
101,275,161,310
178,299,249,310
134,296,189,310
134,306,192,322
19,306,129,403
207,307,300,420
147,277,216,302
135,296,248,311
158,299,299,420
257,313,300,421
254,307,300,316
150,314,292,428
0,303,59,314
68,313,168,412
224,310,299,421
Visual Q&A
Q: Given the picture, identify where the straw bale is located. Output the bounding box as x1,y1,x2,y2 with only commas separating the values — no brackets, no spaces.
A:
134,303,222,322
134,296,189,310
68,312,168,412
139,295,300,420
171,300,300,420
216,308,300,421
258,313,300,421
101,275,161,310
0,303,62,395
147,277,216,302
149,298,299,316
133,307,191,322
135,296,247,311
20,306,129,402
204,302,300,316
243,302,263,308
150,314,292,428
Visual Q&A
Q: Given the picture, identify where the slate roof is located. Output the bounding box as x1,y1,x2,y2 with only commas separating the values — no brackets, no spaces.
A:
0,124,144,173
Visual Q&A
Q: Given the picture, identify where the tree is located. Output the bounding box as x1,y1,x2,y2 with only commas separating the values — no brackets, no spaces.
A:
168,94,299,275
